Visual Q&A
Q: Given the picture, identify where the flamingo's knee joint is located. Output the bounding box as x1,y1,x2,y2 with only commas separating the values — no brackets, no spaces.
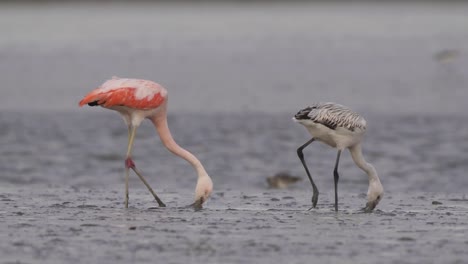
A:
125,158,135,168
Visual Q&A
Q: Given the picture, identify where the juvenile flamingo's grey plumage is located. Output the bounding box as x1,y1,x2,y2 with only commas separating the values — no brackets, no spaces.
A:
293,102,383,212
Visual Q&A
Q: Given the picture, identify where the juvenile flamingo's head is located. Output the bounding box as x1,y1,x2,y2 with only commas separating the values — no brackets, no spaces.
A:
193,172,213,210
365,179,384,212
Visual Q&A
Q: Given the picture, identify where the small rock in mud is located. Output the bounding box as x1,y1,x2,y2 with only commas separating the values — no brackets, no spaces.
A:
398,237,416,241
266,172,301,189
432,201,443,205
433,49,460,63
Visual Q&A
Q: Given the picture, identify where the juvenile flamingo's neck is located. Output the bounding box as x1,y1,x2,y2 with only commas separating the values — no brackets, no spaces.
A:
349,143,383,211
349,143,379,183
150,105,206,177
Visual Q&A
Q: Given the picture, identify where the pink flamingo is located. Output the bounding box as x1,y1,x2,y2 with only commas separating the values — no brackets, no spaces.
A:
79,77,213,209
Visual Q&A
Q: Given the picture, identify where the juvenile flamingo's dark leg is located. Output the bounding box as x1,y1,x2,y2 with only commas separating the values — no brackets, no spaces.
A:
333,150,342,212
297,138,319,209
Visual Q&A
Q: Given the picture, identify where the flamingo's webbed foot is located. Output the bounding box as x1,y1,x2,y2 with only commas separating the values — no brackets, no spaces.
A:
307,190,319,210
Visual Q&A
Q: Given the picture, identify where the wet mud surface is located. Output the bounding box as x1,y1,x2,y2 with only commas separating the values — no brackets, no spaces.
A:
1,186,468,264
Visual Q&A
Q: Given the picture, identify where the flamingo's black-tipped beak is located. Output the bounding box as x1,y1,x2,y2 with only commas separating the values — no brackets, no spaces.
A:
190,197,204,211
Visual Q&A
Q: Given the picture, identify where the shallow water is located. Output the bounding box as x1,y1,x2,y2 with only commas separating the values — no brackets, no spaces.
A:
1,1,468,263
2,111,468,193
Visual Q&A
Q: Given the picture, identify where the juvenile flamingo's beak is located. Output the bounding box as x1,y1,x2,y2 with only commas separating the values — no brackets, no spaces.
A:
363,201,377,213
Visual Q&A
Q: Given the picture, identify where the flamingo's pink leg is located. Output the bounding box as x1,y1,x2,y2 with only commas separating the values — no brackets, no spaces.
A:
125,126,165,208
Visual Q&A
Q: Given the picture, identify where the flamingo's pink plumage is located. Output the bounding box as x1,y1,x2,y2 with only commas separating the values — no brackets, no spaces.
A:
79,77,213,210
79,78,166,109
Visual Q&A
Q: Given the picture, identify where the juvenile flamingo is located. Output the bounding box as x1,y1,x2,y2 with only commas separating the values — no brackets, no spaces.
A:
79,77,213,210
293,102,383,212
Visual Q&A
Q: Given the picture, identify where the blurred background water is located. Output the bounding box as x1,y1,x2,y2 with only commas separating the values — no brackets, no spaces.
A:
1,1,467,193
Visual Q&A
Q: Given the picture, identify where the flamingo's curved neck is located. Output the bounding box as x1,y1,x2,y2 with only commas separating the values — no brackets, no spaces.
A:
149,104,207,177
349,143,380,184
